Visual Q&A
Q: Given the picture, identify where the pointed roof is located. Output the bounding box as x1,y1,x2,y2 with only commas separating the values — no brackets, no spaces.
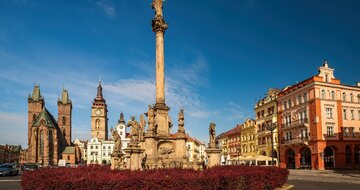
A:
58,88,71,105
94,79,105,102
32,108,58,128
118,112,125,124
28,85,43,101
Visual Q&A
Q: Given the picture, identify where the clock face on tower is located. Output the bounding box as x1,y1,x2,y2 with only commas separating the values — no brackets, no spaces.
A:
95,109,102,116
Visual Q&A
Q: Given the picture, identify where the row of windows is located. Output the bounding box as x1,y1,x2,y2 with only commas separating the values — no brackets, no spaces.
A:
343,109,360,120
90,145,113,150
324,107,360,121
283,93,308,110
321,90,360,103
256,106,275,119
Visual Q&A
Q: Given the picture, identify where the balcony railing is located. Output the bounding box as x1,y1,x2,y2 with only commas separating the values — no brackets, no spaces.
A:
281,118,309,130
281,136,309,145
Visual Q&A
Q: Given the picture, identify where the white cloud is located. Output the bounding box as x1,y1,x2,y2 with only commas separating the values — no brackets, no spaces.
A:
96,0,117,18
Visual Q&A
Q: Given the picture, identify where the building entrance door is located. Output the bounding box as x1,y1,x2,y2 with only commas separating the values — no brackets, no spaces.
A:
300,147,311,169
286,149,295,169
324,146,335,169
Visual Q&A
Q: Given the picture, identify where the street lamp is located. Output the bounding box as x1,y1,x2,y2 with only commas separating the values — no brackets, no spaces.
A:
266,118,277,166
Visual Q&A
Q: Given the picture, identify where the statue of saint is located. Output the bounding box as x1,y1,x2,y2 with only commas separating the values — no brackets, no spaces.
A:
139,114,146,141
126,116,140,143
111,127,122,155
147,105,156,133
209,122,216,148
152,0,163,17
178,109,185,133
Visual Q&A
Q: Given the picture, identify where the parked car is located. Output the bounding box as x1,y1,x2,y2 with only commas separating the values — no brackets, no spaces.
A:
22,163,38,171
0,164,19,176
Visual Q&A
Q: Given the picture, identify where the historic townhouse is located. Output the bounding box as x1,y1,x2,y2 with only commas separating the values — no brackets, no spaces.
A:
278,61,360,170
186,135,206,163
240,119,257,164
216,131,230,165
255,88,281,164
226,125,241,164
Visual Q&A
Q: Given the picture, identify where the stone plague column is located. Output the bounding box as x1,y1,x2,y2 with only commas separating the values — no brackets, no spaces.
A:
151,0,170,137
205,122,221,168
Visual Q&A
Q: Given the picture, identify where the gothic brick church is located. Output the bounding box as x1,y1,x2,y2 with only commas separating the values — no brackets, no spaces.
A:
25,85,72,166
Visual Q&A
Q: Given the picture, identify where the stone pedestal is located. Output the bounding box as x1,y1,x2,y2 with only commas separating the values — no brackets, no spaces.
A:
124,145,145,171
154,103,170,137
205,148,221,168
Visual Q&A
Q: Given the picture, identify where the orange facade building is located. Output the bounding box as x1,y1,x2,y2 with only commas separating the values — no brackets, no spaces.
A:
278,61,360,170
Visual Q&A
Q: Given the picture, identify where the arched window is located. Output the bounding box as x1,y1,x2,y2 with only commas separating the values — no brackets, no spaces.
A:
95,119,100,129
40,130,44,157
321,89,326,99
303,93,307,102
288,99,292,108
342,92,346,102
331,91,335,100
350,93,354,102
358,94,360,103
67,155,70,160
298,95,302,104
62,116,66,125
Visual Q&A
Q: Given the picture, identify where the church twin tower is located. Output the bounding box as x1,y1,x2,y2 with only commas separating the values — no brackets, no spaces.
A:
26,80,108,165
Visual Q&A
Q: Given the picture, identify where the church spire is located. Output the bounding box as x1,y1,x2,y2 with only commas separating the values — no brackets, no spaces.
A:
58,87,71,105
118,112,125,124
29,84,43,101
94,78,105,102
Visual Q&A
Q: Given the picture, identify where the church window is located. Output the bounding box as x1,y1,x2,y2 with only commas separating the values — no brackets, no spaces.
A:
40,130,44,157
62,116,66,125
49,130,53,158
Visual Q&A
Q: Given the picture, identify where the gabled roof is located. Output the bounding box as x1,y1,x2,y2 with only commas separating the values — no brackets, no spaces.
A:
32,108,58,128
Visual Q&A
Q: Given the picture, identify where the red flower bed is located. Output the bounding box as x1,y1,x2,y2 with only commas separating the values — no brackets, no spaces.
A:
21,165,288,190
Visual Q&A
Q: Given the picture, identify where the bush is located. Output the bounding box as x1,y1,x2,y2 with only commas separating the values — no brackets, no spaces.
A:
21,165,288,190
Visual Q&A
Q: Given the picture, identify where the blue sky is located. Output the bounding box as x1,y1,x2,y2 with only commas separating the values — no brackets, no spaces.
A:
1,0,360,148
